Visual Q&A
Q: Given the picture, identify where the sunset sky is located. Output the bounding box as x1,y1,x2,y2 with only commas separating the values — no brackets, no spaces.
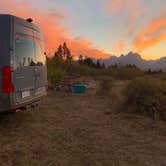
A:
1,0,166,60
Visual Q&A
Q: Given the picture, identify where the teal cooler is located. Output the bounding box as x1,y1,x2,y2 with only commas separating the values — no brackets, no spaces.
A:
73,84,86,93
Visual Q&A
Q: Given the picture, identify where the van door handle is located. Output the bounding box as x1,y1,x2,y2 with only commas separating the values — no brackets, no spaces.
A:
34,68,38,72
34,68,40,77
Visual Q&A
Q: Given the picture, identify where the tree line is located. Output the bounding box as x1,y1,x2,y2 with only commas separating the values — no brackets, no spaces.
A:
52,42,105,69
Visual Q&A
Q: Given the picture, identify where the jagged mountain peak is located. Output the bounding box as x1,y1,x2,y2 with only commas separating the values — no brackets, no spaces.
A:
98,52,166,71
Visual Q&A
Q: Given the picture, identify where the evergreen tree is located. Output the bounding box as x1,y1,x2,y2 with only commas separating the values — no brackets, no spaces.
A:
66,48,72,60
63,42,67,59
147,69,152,74
96,60,101,68
102,62,105,68
84,57,93,66
63,42,72,60
158,69,163,73
57,44,63,58
78,54,84,64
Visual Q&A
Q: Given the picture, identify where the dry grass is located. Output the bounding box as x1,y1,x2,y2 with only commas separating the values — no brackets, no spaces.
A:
0,90,166,166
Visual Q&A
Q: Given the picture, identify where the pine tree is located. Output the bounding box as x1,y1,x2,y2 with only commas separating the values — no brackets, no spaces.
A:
63,42,67,59
66,48,72,60
63,42,72,60
57,44,63,58
96,60,101,68
102,62,105,68
84,57,93,66
78,54,83,64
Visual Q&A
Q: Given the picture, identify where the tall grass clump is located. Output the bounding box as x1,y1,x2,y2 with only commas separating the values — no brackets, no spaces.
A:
125,77,166,120
46,57,66,86
97,76,114,94
47,65,65,85
98,65,145,80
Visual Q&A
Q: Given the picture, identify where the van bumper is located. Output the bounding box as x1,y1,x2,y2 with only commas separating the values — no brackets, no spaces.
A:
10,93,47,110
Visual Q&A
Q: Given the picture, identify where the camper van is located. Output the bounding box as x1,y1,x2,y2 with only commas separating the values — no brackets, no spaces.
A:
0,14,47,112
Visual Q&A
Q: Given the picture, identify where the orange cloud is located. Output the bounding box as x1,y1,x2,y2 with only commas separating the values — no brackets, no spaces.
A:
133,13,166,52
112,40,126,53
105,0,156,38
0,0,110,59
105,0,141,14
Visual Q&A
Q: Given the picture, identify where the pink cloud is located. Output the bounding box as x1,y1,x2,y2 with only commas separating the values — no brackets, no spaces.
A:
105,0,141,14
112,40,126,53
133,6,166,52
0,0,110,59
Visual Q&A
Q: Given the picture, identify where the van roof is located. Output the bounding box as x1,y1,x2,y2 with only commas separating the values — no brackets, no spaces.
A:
0,14,40,32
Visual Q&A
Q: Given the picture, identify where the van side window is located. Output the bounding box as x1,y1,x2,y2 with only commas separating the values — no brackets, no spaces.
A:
15,33,36,67
34,39,45,66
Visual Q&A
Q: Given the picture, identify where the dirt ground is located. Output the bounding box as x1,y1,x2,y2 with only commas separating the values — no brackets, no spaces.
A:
0,91,166,166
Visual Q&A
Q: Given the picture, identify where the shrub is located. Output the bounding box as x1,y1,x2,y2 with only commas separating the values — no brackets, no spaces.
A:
105,66,145,80
125,77,166,119
97,76,114,94
47,65,65,86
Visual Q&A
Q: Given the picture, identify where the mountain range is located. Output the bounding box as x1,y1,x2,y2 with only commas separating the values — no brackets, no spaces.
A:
98,52,166,71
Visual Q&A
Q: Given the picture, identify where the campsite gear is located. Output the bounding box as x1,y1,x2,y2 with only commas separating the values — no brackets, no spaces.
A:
73,84,86,93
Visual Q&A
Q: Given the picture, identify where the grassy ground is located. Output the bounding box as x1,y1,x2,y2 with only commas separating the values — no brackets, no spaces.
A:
0,90,166,166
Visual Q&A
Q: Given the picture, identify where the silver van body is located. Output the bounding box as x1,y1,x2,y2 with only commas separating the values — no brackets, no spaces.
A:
0,14,47,112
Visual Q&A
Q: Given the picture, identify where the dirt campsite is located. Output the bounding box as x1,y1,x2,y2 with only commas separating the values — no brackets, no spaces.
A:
0,88,166,166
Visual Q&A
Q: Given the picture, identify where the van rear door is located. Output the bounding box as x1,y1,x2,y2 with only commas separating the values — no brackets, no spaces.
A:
33,32,47,97
13,31,36,104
